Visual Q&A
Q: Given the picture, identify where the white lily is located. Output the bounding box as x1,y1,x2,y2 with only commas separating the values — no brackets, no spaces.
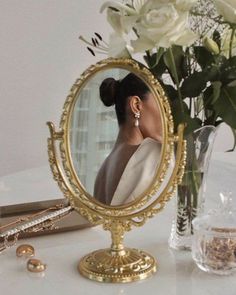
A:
107,8,124,35
132,0,148,13
79,32,132,58
101,0,148,15
100,1,137,15
102,1,140,55
214,0,236,24
108,33,133,57
107,7,138,34
131,35,155,52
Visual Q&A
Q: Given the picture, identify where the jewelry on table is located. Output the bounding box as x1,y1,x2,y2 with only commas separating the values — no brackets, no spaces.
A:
27,258,47,273
0,205,73,254
16,244,35,258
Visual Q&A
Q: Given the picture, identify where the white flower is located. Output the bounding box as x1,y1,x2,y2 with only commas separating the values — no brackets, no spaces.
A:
132,0,148,12
103,4,137,57
103,1,139,35
175,0,198,11
101,0,148,14
108,33,133,57
203,37,220,54
100,0,197,55
132,1,197,51
214,0,236,24
100,0,141,57
100,1,137,15
107,9,124,35
221,28,236,56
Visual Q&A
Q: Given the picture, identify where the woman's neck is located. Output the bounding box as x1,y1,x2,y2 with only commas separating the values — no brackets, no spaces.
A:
115,125,144,146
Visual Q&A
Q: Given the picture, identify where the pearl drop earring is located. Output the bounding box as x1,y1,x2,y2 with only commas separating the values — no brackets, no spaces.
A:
134,112,140,127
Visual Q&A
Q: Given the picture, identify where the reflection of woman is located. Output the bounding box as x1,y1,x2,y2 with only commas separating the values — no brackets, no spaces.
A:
94,73,162,205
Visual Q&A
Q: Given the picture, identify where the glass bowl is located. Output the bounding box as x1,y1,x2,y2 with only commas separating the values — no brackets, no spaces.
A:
192,192,236,275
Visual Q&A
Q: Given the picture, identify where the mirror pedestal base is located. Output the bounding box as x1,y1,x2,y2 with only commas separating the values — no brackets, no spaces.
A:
78,248,157,283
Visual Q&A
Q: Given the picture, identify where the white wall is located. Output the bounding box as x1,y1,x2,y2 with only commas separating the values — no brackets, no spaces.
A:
0,0,111,176
0,0,234,177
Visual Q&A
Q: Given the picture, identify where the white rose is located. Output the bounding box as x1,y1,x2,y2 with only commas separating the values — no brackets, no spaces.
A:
132,1,196,51
175,0,197,11
214,0,236,24
132,0,148,12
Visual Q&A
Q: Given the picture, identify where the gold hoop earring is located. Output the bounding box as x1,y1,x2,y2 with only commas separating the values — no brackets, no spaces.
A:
134,112,140,127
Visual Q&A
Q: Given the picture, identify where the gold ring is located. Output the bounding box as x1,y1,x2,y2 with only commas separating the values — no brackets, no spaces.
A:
16,244,35,258
27,258,47,273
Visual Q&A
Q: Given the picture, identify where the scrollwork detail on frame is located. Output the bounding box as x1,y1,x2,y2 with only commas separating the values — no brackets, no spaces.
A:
47,58,186,283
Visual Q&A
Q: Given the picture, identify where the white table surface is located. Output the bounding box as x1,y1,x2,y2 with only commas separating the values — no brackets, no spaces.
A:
0,152,236,295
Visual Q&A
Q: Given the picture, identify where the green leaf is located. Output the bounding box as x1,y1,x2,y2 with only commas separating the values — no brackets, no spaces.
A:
164,46,184,81
181,54,189,78
181,72,207,98
184,116,202,135
204,64,221,82
170,99,188,131
196,95,204,112
220,56,236,83
170,99,202,134
194,46,214,70
163,84,177,101
213,55,227,66
203,86,213,108
211,81,222,104
146,54,167,79
144,48,165,69
213,85,236,128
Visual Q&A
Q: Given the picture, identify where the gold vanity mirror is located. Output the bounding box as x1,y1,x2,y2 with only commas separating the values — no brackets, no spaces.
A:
47,58,186,283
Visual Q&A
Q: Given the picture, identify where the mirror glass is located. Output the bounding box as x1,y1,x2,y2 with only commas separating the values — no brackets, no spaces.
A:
69,68,163,206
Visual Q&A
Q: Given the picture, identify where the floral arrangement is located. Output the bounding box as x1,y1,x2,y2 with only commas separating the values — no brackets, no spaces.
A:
79,0,236,247
80,0,236,148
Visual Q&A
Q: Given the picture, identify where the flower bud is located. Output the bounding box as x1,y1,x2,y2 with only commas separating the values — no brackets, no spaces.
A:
203,37,220,55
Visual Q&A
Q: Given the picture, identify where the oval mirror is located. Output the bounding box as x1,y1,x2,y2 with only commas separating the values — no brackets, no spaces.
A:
69,67,164,206
47,58,186,283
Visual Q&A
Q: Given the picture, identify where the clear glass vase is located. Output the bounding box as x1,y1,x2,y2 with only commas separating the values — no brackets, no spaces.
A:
168,125,217,250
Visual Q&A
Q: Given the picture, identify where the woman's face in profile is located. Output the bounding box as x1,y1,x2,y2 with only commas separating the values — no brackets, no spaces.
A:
139,92,162,142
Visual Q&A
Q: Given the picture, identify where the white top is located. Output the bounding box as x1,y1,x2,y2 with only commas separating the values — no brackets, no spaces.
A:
111,138,162,205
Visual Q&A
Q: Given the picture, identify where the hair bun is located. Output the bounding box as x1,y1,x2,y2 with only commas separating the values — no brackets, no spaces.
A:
99,77,119,107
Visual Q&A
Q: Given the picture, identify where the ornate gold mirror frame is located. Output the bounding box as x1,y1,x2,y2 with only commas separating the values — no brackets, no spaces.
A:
47,58,186,283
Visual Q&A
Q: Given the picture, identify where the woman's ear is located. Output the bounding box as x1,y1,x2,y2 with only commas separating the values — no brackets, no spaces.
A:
129,96,142,115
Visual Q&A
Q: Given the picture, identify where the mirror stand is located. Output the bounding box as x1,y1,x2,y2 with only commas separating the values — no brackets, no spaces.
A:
78,220,157,283
46,58,187,283
47,118,186,283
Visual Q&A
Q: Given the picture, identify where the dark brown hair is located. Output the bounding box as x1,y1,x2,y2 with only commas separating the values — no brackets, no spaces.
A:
99,73,149,125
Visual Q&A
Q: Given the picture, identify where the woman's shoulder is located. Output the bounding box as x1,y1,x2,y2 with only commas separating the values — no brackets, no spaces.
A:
135,137,162,159
141,137,162,146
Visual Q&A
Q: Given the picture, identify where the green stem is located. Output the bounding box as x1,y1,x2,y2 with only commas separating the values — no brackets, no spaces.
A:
169,47,185,114
189,98,192,116
229,27,236,58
